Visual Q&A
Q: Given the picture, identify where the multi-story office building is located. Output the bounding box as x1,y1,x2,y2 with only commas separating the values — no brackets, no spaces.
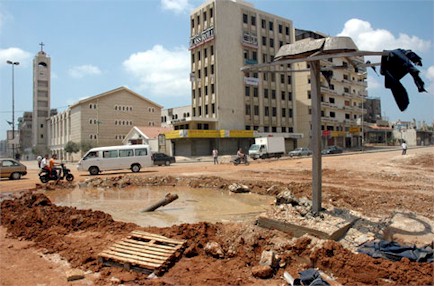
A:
364,97,382,123
17,112,33,159
293,29,368,148
166,0,301,156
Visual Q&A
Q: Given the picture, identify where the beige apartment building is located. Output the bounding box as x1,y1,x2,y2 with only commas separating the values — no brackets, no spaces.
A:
48,86,162,161
293,30,367,149
167,0,301,156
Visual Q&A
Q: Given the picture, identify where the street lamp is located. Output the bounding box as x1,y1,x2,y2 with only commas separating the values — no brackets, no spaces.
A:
6,60,19,159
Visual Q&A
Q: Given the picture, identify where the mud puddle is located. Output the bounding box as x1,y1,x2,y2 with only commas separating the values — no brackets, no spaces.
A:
46,186,273,227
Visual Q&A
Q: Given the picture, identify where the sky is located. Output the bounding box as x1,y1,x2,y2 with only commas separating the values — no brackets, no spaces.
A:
0,0,433,141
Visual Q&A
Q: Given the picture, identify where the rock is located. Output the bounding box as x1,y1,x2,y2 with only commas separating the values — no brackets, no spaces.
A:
204,241,224,258
228,183,250,193
109,277,121,284
251,265,274,279
66,269,85,281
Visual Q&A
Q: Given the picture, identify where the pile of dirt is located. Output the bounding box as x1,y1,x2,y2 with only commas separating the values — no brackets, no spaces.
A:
1,191,433,285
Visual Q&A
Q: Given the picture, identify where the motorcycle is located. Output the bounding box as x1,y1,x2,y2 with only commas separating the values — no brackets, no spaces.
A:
39,163,74,183
232,155,249,166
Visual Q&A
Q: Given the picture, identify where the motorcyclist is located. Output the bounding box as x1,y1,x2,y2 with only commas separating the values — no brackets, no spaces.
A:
236,148,247,163
49,154,61,178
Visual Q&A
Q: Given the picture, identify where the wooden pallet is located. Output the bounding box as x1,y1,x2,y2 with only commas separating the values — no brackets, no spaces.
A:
98,230,186,274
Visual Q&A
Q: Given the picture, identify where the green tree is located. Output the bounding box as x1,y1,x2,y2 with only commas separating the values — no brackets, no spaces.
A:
80,140,95,154
64,141,80,156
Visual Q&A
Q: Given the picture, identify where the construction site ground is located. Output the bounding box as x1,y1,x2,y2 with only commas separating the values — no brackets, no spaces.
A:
0,146,433,285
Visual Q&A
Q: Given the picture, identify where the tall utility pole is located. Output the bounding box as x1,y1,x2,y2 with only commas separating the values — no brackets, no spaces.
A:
6,60,19,159
242,36,386,214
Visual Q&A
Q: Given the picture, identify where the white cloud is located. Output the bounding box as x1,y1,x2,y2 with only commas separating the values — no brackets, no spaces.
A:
0,47,32,67
338,18,431,53
123,45,190,99
68,65,102,79
161,0,192,13
422,65,434,95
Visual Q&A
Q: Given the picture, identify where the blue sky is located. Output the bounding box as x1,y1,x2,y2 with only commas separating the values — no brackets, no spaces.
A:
0,0,433,141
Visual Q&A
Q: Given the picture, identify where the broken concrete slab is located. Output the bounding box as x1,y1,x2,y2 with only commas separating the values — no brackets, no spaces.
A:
383,212,434,247
257,204,359,241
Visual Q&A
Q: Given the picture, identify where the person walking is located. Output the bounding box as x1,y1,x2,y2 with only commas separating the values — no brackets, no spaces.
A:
212,148,219,164
401,141,408,155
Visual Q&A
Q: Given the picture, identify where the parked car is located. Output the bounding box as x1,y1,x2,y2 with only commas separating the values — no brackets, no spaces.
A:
0,158,27,180
151,153,176,166
288,147,312,157
321,146,343,155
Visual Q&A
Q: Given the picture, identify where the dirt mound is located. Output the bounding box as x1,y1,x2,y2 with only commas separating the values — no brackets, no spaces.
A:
1,191,433,285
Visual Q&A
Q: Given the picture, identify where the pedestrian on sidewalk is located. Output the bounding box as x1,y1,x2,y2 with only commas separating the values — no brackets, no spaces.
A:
212,148,219,164
401,141,407,155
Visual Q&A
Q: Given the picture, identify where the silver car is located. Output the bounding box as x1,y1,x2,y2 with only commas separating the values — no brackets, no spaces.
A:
288,147,312,157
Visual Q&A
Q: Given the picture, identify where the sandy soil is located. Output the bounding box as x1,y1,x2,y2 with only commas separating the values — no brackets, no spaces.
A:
0,147,433,285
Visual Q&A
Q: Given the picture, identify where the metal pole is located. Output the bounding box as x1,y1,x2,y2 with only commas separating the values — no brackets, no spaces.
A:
309,60,322,214
6,60,19,159
361,94,364,152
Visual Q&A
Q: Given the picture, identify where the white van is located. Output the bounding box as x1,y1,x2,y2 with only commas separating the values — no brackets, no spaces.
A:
77,144,152,175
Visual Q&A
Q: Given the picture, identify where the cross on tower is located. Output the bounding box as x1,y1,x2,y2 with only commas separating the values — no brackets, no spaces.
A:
39,42,45,52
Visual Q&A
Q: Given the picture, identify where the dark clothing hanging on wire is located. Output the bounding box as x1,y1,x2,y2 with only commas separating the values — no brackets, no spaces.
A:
380,49,427,112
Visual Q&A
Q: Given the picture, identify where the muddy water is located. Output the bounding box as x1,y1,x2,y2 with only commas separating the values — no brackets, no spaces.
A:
47,186,274,227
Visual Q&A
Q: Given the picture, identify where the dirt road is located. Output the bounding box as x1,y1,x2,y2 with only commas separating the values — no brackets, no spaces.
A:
0,147,433,285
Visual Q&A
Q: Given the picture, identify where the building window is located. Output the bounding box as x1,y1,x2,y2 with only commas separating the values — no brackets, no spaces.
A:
251,16,256,26
253,87,258,97
245,104,251,115
261,19,266,29
254,105,259,115
245,86,250,97
269,21,273,31
265,106,269,116
243,13,248,24
330,112,336,118
282,108,286,117
264,89,269,98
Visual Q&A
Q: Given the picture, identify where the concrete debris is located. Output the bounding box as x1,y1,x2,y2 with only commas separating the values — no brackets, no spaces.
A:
228,183,250,193
259,250,279,269
66,269,85,281
204,241,224,258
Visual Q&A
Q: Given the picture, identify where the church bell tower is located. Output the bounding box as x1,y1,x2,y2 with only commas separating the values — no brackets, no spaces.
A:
32,42,51,153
